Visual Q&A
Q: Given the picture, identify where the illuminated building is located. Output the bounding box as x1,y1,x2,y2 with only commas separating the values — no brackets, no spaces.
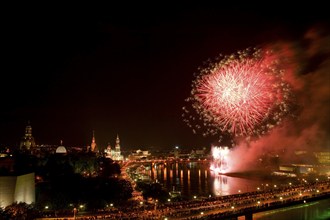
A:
90,130,98,153
19,122,36,151
127,149,151,160
55,140,67,154
314,151,330,164
0,173,35,208
104,134,123,161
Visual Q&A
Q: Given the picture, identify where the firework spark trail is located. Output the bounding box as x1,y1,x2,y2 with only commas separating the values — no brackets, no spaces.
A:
210,146,230,174
183,48,293,139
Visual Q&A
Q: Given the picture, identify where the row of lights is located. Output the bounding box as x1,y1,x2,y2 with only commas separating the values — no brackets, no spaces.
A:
45,204,86,210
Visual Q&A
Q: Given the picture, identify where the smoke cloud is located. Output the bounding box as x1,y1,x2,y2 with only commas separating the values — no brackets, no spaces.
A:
230,26,330,171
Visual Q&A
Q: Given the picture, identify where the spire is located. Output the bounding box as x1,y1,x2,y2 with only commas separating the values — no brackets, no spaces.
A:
115,134,120,152
91,130,97,152
116,134,120,144
111,134,123,161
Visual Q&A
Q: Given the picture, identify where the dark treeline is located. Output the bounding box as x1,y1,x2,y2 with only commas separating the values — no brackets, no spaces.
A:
0,151,133,219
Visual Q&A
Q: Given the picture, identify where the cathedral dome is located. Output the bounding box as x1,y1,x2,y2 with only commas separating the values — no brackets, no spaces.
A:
56,146,67,154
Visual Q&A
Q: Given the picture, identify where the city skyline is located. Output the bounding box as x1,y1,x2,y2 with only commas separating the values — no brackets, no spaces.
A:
1,4,329,149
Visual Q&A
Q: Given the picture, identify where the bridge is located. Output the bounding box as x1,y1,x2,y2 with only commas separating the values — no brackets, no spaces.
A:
36,160,330,220
35,180,329,219
164,180,330,219
33,157,330,220
181,192,330,220
226,194,329,220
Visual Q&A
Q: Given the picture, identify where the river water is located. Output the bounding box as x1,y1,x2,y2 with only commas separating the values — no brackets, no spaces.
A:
148,161,279,199
146,161,328,219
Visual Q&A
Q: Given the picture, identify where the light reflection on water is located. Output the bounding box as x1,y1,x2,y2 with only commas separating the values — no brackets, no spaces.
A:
149,161,262,198
146,161,329,219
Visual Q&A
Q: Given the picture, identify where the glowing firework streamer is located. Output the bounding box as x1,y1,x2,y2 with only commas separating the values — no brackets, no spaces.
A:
183,48,293,139
210,146,230,174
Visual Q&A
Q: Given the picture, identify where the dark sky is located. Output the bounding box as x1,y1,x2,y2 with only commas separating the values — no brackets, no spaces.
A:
1,4,329,150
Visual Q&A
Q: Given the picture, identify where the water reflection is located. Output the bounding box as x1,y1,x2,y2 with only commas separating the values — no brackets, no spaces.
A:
213,175,229,196
150,161,262,198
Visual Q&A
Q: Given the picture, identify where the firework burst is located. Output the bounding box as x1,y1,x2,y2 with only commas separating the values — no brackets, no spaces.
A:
210,146,230,174
183,48,293,140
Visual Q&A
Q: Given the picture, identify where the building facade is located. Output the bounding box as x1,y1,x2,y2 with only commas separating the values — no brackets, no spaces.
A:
0,173,35,208
20,123,36,150
105,134,124,161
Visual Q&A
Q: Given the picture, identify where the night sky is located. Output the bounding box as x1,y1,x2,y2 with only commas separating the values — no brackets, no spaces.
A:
1,4,329,150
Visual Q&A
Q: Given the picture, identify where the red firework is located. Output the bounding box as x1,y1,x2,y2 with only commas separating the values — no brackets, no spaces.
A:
184,48,292,138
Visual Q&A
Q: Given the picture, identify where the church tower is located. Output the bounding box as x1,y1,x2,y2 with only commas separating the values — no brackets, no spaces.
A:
20,122,36,150
111,134,123,161
115,134,120,153
91,130,97,152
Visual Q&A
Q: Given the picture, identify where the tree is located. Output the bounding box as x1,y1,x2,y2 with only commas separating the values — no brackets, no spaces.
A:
0,202,38,220
140,182,169,203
